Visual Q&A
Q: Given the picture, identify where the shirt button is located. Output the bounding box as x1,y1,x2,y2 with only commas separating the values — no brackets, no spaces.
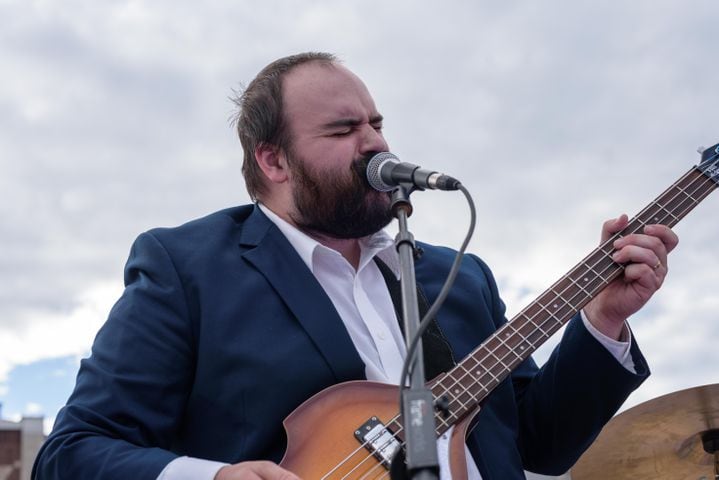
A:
378,331,386,340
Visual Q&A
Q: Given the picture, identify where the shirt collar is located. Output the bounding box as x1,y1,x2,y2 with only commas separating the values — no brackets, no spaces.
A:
258,203,400,278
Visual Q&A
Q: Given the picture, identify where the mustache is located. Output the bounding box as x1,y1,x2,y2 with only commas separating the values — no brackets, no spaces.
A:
352,152,382,187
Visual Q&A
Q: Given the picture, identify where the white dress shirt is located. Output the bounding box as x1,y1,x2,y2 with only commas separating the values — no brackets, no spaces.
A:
158,204,635,480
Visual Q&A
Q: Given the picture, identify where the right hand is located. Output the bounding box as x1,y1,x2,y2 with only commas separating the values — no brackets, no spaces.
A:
214,461,301,480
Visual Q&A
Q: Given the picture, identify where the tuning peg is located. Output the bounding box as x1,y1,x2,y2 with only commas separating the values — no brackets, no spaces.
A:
697,146,706,154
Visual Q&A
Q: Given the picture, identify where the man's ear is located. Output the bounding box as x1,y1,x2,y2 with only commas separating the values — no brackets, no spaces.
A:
255,143,289,184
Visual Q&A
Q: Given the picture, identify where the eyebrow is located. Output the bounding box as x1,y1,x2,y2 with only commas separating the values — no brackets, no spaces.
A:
322,114,384,129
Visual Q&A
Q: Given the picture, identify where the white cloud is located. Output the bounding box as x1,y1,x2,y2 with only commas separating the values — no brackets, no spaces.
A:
0,282,122,384
1,1,719,476
44,416,56,436
24,402,44,416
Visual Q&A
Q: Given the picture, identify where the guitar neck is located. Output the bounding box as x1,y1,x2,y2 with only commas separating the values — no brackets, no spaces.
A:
430,155,719,435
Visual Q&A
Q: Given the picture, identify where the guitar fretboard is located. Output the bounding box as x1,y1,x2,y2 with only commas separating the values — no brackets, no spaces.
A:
426,159,719,435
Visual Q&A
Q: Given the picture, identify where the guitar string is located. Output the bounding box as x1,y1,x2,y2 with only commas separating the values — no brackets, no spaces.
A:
330,167,717,480
437,150,719,407
429,165,718,424
318,165,717,479
350,193,690,480
370,164,719,480
352,166,719,480
408,167,716,446
323,167,716,480
332,167,717,480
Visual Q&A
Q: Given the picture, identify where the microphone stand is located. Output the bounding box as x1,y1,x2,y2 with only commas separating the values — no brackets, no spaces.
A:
390,184,439,480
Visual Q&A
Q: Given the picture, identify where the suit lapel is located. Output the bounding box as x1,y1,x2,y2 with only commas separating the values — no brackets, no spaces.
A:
238,205,365,383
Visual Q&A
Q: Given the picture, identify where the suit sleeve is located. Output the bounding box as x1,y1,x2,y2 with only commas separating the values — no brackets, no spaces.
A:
33,232,196,480
469,255,649,475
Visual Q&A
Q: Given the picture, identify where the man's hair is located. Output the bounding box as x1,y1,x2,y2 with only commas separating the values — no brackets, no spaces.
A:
231,52,338,201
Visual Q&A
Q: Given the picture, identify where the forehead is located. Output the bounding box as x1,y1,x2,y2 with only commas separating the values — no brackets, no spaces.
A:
282,62,379,131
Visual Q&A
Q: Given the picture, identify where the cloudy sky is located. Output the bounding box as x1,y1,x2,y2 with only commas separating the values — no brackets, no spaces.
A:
1,0,718,477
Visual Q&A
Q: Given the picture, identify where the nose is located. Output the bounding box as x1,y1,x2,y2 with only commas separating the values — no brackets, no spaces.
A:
359,124,389,155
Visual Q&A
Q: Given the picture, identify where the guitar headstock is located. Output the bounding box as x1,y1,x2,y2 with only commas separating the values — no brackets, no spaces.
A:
698,142,719,184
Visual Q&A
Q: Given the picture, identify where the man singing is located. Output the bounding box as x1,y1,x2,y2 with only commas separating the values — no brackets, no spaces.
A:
33,52,677,479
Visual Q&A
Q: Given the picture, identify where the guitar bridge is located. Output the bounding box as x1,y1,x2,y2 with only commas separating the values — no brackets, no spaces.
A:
354,416,401,468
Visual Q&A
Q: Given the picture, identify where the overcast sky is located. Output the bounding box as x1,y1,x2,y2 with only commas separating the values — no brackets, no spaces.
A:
1,1,718,478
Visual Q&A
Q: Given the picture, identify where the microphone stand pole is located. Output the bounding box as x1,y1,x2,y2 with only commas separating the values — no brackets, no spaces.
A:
390,185,439,480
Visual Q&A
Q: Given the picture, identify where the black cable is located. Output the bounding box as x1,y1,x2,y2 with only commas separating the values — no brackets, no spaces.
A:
398,183,477,394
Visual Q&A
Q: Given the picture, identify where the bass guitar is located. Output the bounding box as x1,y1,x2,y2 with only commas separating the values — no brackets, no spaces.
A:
279,142,719,479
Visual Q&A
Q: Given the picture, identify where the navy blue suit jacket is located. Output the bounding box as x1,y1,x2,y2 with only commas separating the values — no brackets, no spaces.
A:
33,205,649,479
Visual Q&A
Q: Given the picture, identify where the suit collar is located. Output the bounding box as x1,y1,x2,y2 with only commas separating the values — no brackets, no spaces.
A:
238,204,365,383
256,202,400,278
237,203,275,248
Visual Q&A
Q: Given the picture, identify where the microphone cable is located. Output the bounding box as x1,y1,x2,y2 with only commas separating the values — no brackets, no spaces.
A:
398,183,477,395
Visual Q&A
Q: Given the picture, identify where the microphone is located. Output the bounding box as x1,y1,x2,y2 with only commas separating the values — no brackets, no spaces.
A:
365,152,461,192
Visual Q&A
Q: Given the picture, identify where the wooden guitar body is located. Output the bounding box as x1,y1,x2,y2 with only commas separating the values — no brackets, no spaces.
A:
280,381,399,479
279,379,479,479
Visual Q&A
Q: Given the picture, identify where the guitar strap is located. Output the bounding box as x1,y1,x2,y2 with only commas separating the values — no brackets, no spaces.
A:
374,257,456,380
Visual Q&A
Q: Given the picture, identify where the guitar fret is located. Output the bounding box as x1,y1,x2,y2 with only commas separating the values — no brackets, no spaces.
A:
452,361,482,397
451,386,467,405
657,201,681,221
518,302,556,338
463,356,482,381
534,299,573,329
441,376,469,405
457,361,471,377
582,261,604,278
556,279,582,306
432,380,471,430
647,200,672,219
502,328,531,359
488,336,511,359
488,350,510,370
510,310,542,336
536,300,557,316
549,287,571,306
483,363,502,385
568,276,592,298
532,316,556,338
441,361,481,419
520,312,543,332
464,386,479,403
511,327,530,348
452,368,480,406
527,305,561,334
436,416,450,432
684,185,702,204
419,159,718,444
657,196,696,221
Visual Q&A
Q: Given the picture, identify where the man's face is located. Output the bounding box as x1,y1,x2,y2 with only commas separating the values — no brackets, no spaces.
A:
280,62,393,239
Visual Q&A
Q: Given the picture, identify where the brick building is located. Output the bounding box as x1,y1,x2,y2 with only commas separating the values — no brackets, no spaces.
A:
0,408,44,480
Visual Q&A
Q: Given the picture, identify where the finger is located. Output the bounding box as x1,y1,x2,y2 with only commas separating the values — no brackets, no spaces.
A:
622,263,664,290
611,244,663,271
600,214,629,243
643,224,679,254
613,233,668,265
251,462,301,480
218,462,301,480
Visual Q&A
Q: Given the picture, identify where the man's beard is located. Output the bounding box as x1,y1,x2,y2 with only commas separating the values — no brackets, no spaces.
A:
288,151,394,239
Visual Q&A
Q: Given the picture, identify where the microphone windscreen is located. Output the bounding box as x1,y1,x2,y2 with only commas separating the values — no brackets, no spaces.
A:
366,152,399,191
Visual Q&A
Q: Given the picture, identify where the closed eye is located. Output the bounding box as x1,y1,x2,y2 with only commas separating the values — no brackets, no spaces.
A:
330,129,353,137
